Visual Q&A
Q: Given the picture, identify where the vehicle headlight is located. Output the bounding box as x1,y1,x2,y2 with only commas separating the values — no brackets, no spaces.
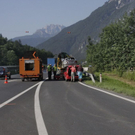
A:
0,72,4,75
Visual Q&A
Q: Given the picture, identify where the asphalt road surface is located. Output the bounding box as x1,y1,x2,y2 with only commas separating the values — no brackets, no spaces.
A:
0,72,135,135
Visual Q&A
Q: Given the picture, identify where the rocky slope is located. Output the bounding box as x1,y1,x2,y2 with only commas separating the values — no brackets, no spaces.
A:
37,0,135,60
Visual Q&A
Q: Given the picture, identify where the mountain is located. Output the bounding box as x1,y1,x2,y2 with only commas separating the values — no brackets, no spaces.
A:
12,24,65,47
37,0,135,60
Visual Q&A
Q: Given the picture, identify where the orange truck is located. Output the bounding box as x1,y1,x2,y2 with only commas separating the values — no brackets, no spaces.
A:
19,51,43,81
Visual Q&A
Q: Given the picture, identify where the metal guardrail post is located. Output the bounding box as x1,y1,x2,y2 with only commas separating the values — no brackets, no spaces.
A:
89,73,95,83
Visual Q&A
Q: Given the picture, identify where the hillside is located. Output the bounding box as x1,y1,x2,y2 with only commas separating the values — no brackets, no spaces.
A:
37,0,135,60
0,34,54,65
12,24,65,47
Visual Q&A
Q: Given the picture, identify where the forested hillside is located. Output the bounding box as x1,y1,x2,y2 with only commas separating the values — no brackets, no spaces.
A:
0,35,53,66
86,9,135,76
37,0,135,60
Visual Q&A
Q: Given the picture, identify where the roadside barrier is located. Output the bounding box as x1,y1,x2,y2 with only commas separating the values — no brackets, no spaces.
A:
100,73,102,83
90,73,95,83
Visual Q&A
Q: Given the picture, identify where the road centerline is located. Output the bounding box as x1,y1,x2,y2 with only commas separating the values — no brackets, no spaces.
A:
34,81,48,135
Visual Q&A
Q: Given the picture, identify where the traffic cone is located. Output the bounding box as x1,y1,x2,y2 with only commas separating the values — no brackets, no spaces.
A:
4,75,8,84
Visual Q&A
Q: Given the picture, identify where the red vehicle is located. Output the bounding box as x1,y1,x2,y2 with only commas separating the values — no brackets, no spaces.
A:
55,65,79,81
64,65,79,81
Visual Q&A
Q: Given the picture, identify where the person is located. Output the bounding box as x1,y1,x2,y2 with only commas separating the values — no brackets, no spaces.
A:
3,68,5,76
53,64,57,80
70,65,76,82
47,64,52,80
50,64,52,79
77,64,83,82
57,54,62,69
42,65,44,72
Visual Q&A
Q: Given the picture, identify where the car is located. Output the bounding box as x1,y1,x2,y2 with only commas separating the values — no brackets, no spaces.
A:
0,67,11,79
63,65,79,81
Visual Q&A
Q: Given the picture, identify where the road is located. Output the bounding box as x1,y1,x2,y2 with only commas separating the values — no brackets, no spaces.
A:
0,72,135,135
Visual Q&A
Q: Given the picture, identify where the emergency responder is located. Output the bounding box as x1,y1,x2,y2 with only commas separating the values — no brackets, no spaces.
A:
57,54,62,69
47,64,52,80
53,64,57,80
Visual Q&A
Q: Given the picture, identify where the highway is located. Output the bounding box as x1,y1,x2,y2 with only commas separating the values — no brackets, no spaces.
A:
0,72,135,135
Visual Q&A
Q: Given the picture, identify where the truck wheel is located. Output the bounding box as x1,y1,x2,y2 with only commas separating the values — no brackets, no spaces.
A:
22,78,24,82
9,75,11,79
38,76,43,81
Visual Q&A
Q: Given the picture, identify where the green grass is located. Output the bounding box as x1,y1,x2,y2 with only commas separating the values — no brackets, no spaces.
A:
83,73,135,98
122,71,135,81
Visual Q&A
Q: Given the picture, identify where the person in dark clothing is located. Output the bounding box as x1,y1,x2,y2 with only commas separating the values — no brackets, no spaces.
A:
3,68,5,75
77,64,83,82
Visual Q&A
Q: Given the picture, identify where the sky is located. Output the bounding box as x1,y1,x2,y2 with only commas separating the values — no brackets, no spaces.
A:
0,0,107,39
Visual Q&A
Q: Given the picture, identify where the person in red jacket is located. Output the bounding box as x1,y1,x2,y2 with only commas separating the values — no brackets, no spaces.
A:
70,65,76,82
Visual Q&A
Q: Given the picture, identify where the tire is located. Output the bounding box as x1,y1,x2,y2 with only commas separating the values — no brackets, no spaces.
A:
9,75,11,79
41,76,43,81
38,76,43,81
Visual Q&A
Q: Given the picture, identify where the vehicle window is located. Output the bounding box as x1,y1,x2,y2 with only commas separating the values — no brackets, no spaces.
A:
0,67,3,72
25,60,35,71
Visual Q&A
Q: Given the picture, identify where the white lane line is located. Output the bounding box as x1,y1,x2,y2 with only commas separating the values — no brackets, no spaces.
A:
34,81,48,135
8,79,21,82
0,82,40,108
79,82,135,104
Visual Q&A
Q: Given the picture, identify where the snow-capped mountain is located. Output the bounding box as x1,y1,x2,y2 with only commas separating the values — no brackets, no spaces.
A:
12,24,65,47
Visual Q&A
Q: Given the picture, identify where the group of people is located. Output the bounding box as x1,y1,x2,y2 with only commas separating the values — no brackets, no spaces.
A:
47,64,83,81
70,64,83,82
47,64,57,80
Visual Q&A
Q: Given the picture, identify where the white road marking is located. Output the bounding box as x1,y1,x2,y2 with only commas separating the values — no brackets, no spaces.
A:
79,82,135,104
8,79,21,82
0,82,40,108
34,81,48,135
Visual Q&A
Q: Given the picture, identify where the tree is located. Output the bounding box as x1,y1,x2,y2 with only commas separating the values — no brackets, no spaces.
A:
6,50,18,65
86,36,95,65
0,35,54,66
86,9,135,74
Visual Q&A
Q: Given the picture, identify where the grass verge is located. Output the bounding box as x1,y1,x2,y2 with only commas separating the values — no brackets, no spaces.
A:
83,73,135,98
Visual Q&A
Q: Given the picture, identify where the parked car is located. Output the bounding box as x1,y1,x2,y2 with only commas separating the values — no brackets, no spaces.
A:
0,67,11,79
63,65,79,81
